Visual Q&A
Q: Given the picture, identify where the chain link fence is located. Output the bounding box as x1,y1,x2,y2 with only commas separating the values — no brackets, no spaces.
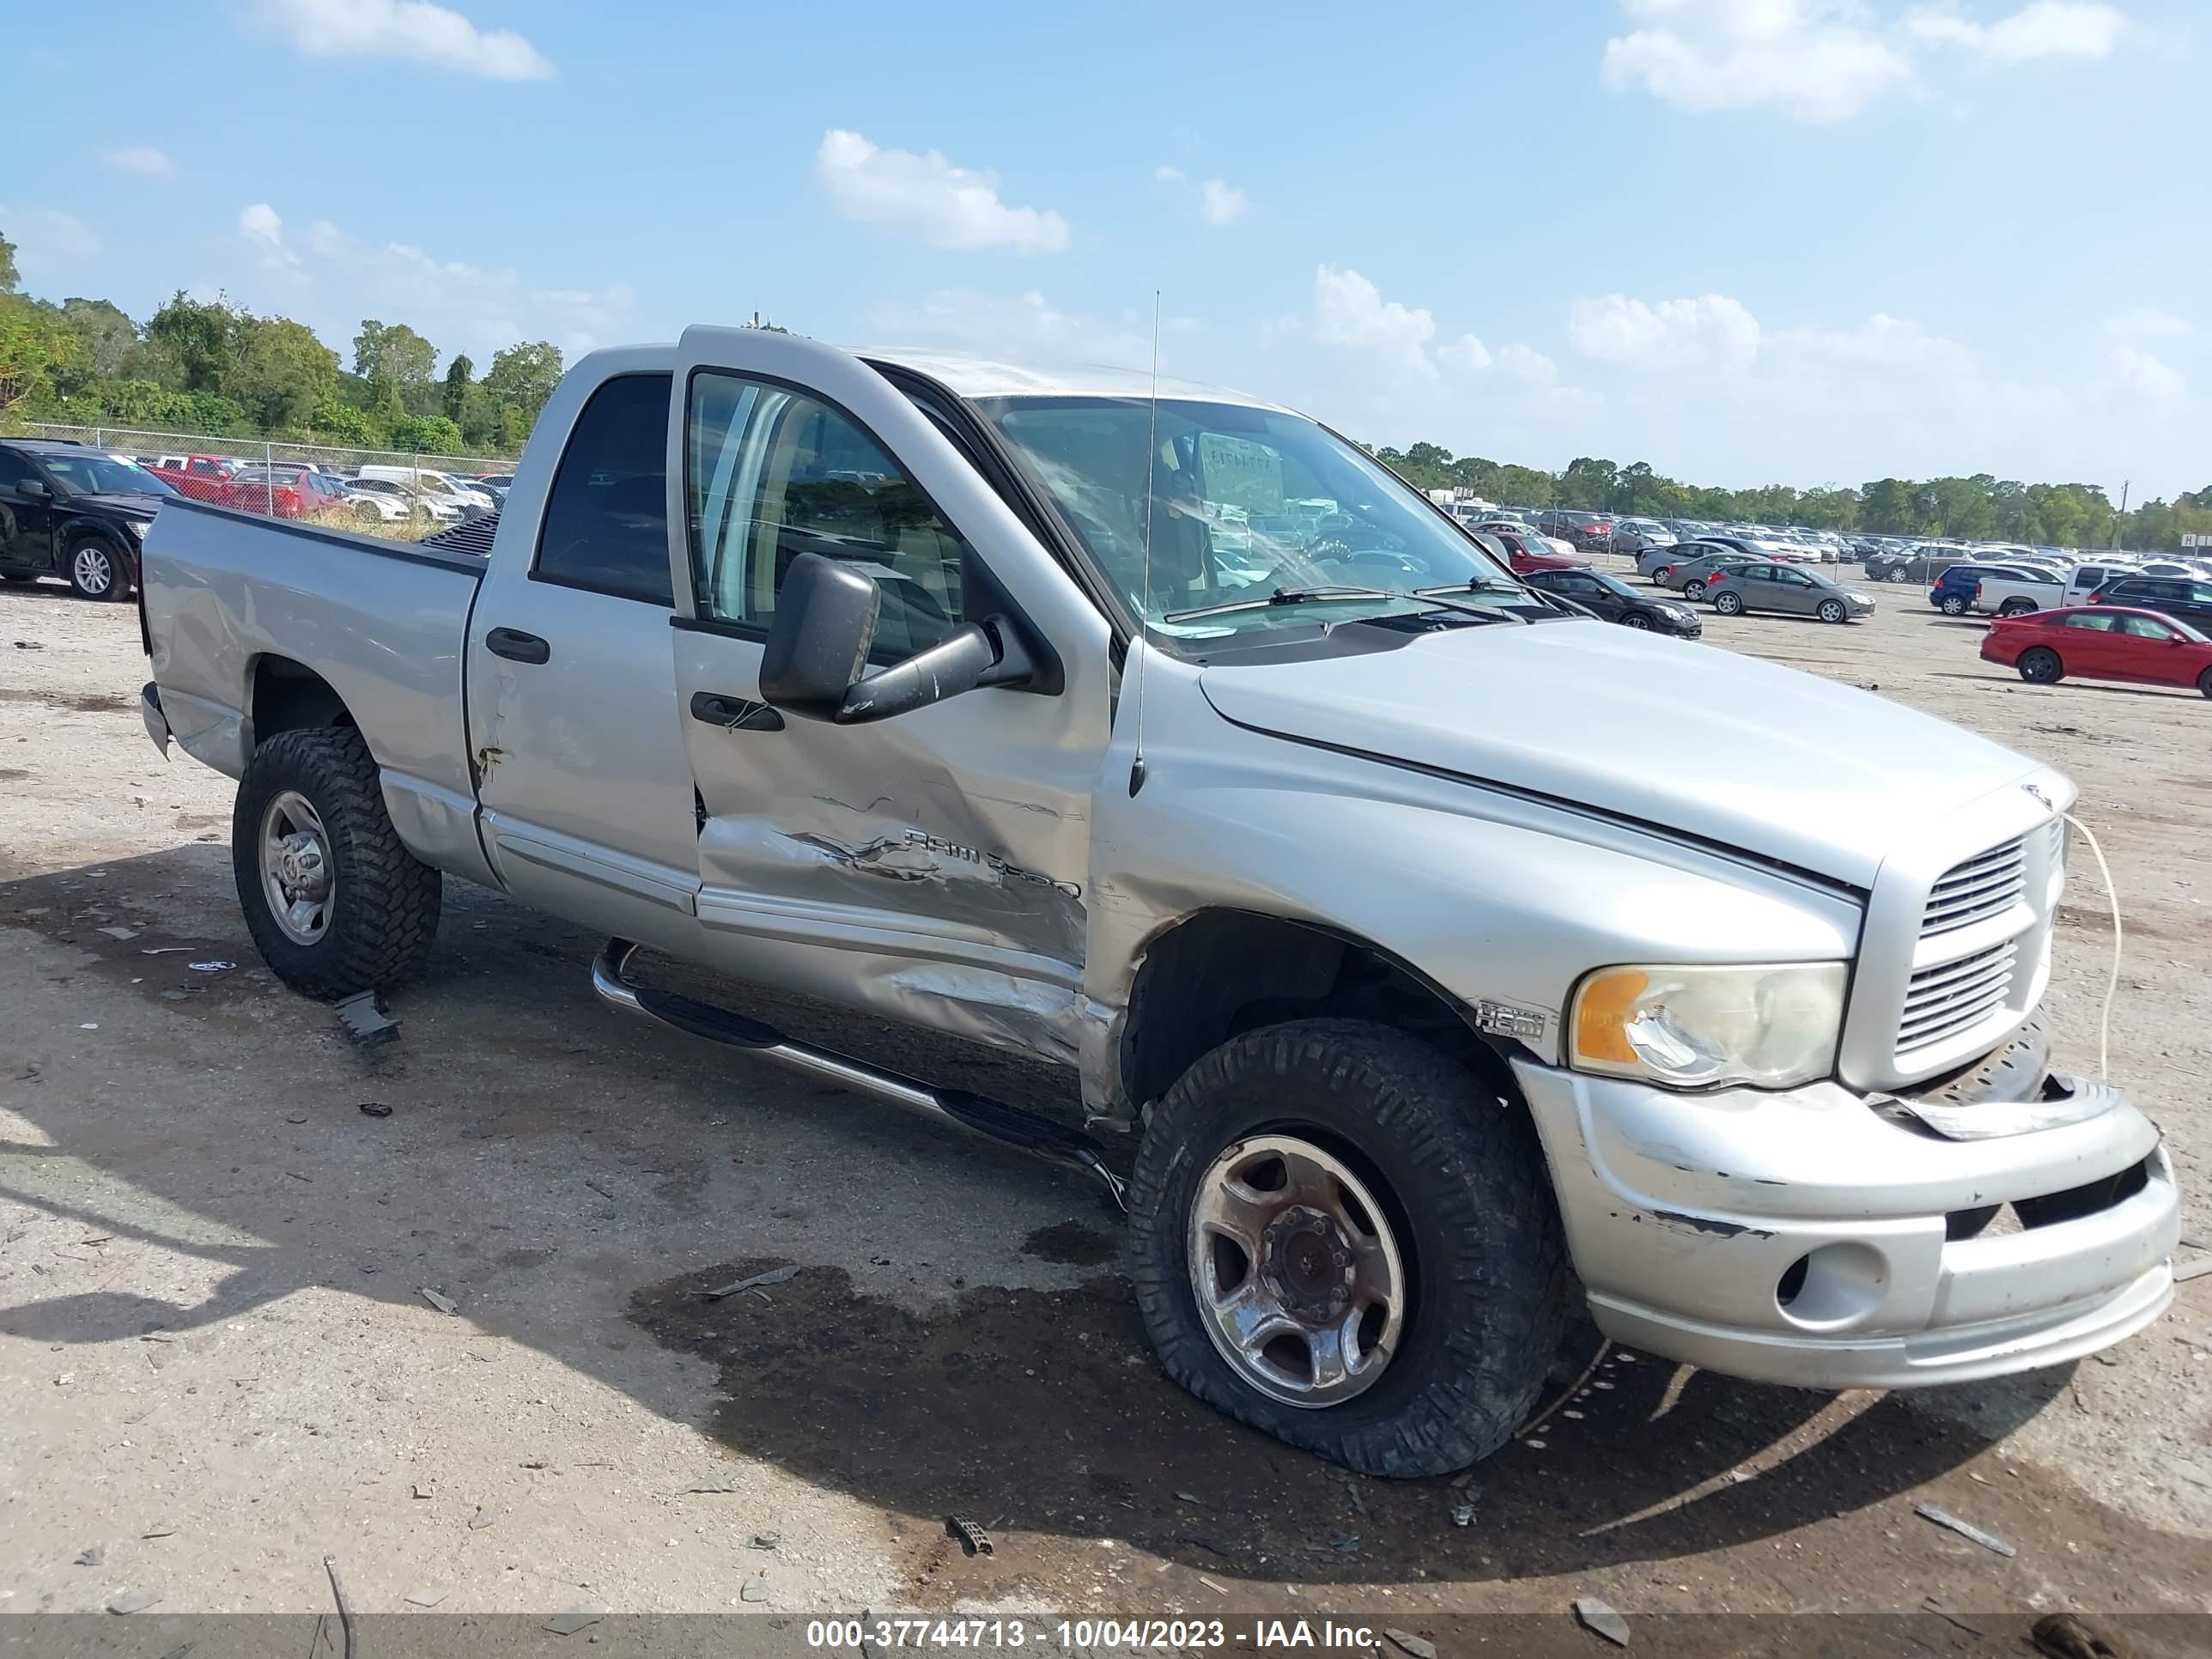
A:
22,422,519,541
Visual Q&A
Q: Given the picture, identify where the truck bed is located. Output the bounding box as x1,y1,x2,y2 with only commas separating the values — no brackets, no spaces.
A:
141,497,489,875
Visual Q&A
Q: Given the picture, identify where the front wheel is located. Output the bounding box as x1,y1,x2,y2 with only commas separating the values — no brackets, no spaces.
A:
66,536,127,601
1682,580,1706,600
2199,669,2212,701
1890,568,1911,583
1818,598,1846,623
1621,612,1652,630
2017,647,2063,685
1127,1020,1567,1477
1713,590,1744,616
233,726,442,998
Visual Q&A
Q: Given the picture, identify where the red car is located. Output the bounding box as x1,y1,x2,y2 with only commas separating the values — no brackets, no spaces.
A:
149,453,244,504
1481,529,1588,575
1979,605,2212,697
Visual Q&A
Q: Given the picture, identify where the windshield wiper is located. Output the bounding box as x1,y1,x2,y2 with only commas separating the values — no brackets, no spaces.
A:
1414,578,1526,598
1162,584,1515,624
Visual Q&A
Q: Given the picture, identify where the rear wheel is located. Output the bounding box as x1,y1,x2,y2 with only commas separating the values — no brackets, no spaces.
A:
1650,567,1673,585
2018,647,2063,684
1817,598,1846,623
1713,590,1744,616
1127,1020,1566,1477
1941,593,1970,617
1998,599,2036,617
233,726,442,998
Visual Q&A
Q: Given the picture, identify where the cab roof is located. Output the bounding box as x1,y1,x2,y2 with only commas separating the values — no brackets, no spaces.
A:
856,348,1289,411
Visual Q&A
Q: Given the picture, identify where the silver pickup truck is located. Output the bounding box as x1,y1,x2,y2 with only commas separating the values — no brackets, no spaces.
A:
137,328,2178,1477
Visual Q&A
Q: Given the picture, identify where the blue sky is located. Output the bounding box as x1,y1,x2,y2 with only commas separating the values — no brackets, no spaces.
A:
8,0,2207,495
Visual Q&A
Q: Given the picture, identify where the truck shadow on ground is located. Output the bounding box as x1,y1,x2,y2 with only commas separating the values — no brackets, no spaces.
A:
0,846,2076,1596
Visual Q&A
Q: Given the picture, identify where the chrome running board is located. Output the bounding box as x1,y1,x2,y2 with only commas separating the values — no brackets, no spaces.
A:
590,939,1127,1211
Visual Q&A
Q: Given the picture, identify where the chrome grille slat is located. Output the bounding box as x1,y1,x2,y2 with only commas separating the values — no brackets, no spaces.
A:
1897,935,2021,1054
1902,961,2014,1022
1919,836,2029,938
1904,943,2016,1000
1900,981,2011,1039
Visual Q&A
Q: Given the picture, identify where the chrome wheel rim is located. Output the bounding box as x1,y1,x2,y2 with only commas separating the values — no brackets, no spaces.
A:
72,544,112,594
1188,1133,1406,1409
260,790,334,945
1820,600,1844,622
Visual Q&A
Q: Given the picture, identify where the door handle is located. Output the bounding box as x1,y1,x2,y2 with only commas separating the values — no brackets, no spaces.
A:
689,691,784,732
485,627,550,665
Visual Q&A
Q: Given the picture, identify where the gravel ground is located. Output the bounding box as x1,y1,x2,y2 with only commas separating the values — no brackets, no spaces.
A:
1,569,2207,1632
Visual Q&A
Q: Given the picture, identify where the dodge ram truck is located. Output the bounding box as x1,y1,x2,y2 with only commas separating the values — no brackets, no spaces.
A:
136,327,2179,1476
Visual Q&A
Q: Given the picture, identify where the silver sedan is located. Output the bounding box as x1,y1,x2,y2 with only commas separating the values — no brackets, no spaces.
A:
1705,563,1877,623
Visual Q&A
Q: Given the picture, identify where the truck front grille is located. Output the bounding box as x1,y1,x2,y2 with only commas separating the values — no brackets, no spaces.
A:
1921,836,2027,938
1898,940,2020,1056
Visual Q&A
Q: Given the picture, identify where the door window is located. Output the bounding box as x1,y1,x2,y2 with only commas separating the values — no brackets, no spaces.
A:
685,372,969,659
2117,615,2175,640
2062,613,2117,631
532,373,674,605
1777,568,1814,586
0,451,33,489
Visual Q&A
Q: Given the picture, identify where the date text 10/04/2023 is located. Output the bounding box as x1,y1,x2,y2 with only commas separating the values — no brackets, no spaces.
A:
806,1620,1385,1650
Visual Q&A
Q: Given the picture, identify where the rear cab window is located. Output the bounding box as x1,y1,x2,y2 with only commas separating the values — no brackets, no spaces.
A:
532,373,674,605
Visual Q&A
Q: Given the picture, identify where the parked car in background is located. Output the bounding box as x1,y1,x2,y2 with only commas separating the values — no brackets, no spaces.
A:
1652,549,1768,598
2088,574,2212,630
1645,536,1778,586
2061,561,2135,606
343,476,464,523
225,465,356,520
1865,544,1969,584
0,439,174,599
1474,524,1581,565
1479,530,1588,575
149,453,246,505
356,465,493,517
1929,564,2002,617
1608,517,1674,556
2133,560,2212,580
1707,562,1875,623
1982,606,2212,696
473,472,515,492
1534,508,1615,552
1971,565,2069,617
1519,566,1701,636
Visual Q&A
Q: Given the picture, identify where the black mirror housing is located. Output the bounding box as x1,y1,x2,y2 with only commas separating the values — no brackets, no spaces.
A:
759,553,882,720
758,551,1036,726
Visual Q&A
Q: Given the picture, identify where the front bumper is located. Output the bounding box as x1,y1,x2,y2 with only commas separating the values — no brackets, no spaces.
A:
1513,1045,2178,1389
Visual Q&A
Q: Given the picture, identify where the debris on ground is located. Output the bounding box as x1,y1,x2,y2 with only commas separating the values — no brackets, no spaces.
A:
945,1514,994,1557
1382,1630,1437,1659
12,640,44,650
2031,1612,2130,1659
74,1545,105,1566
107,1589,162,1614
544,1611,605,1636
141,946,196,955
739,1577,769,1602
284,1112,308,1125
333,991,399,1045
418,1287,458,1316
1912,1500,2017,1556
467,1507,495,1529
701,1264,799,1299
95,926,138,940
142,1524,176,1539
749,1532,781,1550
2174,1255,2212,1283
1572,1597,1631,1647
684,1477,738,1494
186,961,234,974
1923,1595,1984,1636
357,1102,393,1118
404,1588,448,1607
410,1485,432,1499
1449,1504,1474,1528
1176,1491,1202,1504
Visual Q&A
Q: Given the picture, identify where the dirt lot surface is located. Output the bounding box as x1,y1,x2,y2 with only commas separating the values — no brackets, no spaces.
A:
3,570,2209,1640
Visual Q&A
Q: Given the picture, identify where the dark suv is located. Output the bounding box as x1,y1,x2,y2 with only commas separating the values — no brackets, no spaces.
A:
0,441,175,599
2090,574,2212,629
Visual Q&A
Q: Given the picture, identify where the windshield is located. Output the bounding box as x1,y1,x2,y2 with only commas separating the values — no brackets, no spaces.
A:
977,396,1522,640
39,453,176,496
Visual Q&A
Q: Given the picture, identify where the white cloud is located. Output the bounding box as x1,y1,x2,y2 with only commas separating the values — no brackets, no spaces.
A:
1601,0,1916,122
1437,335,1492,372
1603,0,2134,121
1495,343,1562,385
817,130,1069,254
864,289,1195,367
248,0,553,81
2110,344,2184,405
1567,292,1762,370
100,144,176,178
1312,266,1444,380
2105,306,2192,340
1155,166,1251,226
0,206,103,277
1905,1,2130,64
238,202,298,270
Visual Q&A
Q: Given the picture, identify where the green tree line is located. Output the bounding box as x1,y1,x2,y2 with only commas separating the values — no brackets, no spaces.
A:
0,226,559,457
1370,447,2210,555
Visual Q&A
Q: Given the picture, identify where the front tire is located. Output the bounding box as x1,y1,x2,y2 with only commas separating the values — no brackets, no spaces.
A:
2017,647,2063,685
1818,598,1846,623
1127,1020,1567,1477
2200,669,2212,701
66,535,127,601
1621,612,1652,630
232,726,442,998
1713,590,1744,616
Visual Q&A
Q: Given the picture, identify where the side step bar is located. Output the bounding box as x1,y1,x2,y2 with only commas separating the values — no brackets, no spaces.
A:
590,939,1127,1211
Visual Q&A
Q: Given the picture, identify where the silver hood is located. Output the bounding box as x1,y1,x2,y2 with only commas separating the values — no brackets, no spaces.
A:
1197,617,2043,888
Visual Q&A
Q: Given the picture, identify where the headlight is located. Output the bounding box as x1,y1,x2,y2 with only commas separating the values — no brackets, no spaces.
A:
1570,962,1846,1091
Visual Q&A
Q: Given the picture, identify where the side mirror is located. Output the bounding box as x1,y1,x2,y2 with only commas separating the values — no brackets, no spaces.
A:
19,478,52,500
759,550,1034,725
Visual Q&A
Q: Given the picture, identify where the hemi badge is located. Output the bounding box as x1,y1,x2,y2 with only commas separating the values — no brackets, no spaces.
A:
1475,1000,1547,1040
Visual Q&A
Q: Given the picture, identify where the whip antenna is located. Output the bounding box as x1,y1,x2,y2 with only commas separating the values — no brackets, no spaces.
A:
1129,289,1162,797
